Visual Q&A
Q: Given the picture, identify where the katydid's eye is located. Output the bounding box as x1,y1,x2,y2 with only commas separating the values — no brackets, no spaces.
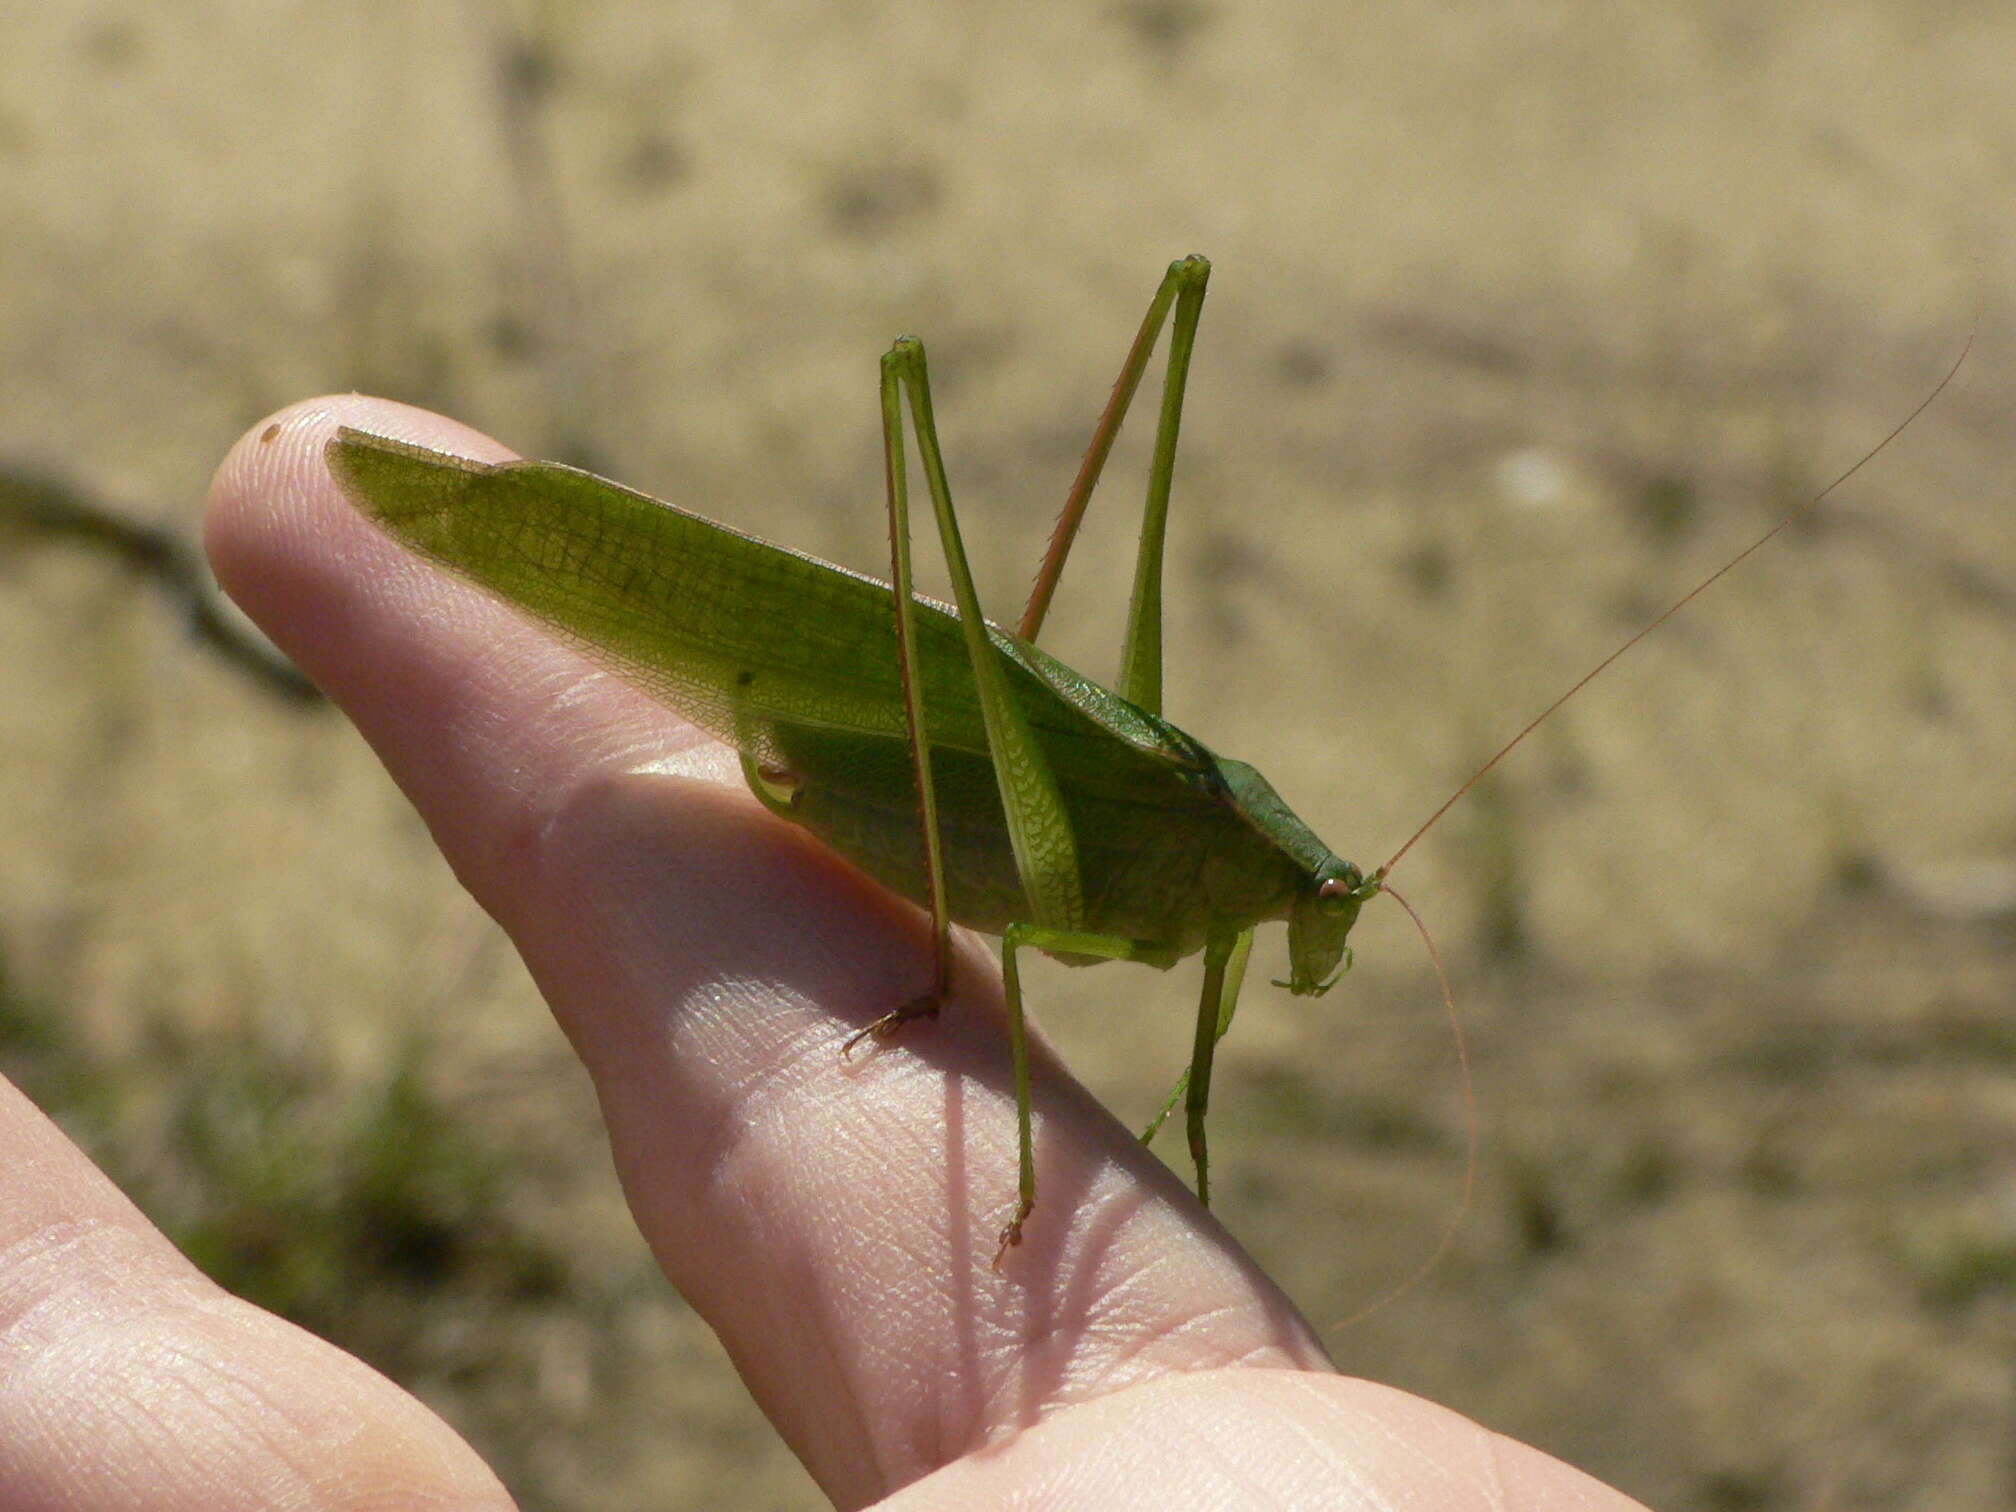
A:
1316,865,1364,912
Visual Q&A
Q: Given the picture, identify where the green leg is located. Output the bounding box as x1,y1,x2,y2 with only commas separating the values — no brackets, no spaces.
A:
842,334,959,1056
881,338,1085,934
1140,927,1253,1208
1015,254,1212,725
882,337,1107,1259
1115,257,1209,718
995,922,1160,1263
997,927,1037,1261
1179,928,1241,1207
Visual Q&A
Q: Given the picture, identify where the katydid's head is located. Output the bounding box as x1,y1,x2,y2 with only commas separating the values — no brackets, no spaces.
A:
1283,858,1380,997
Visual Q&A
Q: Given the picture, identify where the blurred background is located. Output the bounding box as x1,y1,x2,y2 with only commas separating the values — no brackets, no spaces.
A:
3,3,2013,1507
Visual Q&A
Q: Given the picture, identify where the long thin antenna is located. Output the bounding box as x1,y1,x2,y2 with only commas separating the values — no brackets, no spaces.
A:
1379,332,1972,882
1331,880,1474,1329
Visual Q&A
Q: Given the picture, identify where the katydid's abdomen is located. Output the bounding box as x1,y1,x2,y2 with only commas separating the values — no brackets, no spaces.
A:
775,720,1314,959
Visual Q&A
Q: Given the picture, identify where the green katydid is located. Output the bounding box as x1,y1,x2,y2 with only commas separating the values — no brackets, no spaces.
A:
326,255,1962,1262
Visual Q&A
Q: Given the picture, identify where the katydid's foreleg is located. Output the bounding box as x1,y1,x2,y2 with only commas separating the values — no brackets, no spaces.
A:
1140,928,1254,1208
1178,928,1244,1206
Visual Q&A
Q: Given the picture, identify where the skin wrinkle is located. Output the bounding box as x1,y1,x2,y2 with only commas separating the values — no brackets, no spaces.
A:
1069,1198,1321,1387
684,1029,982,1372
1096,1306,1249,1419
861,1303,961,1500
1120,1303,1258,1382
1338,1390,1420,1502
1145,1396,1280,1509
672,992,838,1159
1052,1260,1170,1348
1268,1383,1379,1505
1200,1423,1286,1509
902,1244,1133,1475
774,1064,987,1491
1266,1381,1396,1512
166,1324,383,1474
971,1263,1212,1449
800,1277,890,1504
873,1343,965,1496
0,1219,118,1347
1010,1194,1138,1409
106,1343,241,1489
0,1228,220,1384
1344,1381,1474,1509
15,1328,256,1506
706,1203,879,1501
671,973,825,1067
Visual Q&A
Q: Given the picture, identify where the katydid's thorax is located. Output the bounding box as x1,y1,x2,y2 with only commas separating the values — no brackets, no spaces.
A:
1198,756,1337,919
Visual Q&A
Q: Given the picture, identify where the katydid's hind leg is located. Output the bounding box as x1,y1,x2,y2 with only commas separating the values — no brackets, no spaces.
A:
1019,253,1213,668
840,934,954,1057
842,318,964,1062
1114,254,1209,717
884,337,1087,936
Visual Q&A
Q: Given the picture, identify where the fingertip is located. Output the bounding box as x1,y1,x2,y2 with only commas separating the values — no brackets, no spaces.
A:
204,395,513,602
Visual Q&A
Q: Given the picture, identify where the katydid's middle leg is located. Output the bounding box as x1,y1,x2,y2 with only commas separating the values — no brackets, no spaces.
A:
996,923,1166,1264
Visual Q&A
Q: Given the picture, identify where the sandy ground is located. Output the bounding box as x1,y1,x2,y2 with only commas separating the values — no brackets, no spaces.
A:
3,3,2013,1508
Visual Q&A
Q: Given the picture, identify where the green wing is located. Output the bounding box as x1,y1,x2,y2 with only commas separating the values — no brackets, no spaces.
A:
326,430,1205,801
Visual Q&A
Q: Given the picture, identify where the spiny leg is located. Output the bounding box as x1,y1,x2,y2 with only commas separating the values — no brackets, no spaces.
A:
1140,927,1253,1207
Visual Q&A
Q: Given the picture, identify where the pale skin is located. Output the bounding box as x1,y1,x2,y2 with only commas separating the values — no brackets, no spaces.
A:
0,395,1649,1510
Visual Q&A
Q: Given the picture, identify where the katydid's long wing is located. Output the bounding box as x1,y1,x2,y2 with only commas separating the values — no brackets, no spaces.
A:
327,429,1332,947
328,429,1212,805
